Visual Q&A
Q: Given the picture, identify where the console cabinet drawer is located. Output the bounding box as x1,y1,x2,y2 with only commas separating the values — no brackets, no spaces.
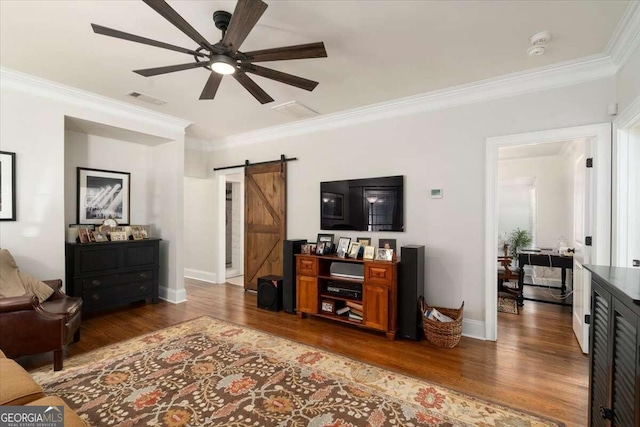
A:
365,263,394,286
297,257,318,276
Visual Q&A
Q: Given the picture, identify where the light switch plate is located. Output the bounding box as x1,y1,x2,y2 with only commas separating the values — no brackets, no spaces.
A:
430,189,443,199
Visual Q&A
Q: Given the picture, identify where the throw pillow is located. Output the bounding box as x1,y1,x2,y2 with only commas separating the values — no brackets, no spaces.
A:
0,249,26,298
18,272,54,303
0,249,54,303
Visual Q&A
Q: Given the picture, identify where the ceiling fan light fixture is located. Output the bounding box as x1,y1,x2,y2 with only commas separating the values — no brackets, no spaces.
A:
210,55,236,75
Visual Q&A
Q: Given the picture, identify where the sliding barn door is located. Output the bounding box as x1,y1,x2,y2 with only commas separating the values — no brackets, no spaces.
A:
244,162,286,291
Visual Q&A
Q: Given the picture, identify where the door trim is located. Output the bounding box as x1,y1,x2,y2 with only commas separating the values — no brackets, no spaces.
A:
613,98,640,267
485,123,611,341
214,167,245,284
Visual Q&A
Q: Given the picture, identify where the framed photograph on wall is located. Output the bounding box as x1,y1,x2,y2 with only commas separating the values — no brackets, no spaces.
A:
0,151,16,221
77,167,130,225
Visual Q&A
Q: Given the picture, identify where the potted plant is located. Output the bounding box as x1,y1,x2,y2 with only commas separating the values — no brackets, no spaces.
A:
508,228,532,258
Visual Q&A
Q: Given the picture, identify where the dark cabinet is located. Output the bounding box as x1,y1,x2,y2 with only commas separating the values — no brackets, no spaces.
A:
65,239,161,311
586,265,640,427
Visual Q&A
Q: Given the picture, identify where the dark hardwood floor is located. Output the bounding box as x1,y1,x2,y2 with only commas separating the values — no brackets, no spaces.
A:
17,280,588,427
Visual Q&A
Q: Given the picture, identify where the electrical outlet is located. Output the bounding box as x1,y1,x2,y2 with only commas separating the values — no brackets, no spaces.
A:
633,259,640,267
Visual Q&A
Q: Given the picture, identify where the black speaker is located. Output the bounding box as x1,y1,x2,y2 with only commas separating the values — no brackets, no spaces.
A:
398,245,425,340
283,239,307,313
257,275,283,311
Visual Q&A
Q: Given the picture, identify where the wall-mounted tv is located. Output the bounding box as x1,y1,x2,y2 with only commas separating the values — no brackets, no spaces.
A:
320,175,404,232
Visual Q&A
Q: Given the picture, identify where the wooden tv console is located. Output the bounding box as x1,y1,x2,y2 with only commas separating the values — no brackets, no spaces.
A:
295,254,398,340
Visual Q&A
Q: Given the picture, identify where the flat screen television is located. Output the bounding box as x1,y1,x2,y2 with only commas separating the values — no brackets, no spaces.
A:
320,175,404,231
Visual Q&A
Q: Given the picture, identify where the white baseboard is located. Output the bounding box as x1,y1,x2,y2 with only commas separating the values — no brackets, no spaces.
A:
184,268,218,284
159,286,187,304
462,318,486,340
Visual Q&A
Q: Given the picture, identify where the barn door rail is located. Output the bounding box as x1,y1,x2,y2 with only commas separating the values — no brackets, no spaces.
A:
213,154,297,172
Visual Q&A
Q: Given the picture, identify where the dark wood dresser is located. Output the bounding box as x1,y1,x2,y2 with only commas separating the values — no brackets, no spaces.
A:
65,239,161,311
585,265,639,427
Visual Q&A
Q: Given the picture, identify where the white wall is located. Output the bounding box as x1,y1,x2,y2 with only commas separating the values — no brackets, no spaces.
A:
191,77,615,331
0,76,187,298
64,131,153,227
498,155,572,248
616,44,640,115
183,176,217,283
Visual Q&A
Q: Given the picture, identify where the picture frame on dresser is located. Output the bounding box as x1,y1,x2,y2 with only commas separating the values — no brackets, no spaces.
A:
77,167,130,225
0,151,16,221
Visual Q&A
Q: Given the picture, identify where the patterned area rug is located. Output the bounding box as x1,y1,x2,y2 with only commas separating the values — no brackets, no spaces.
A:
497,293,519,314
32,316,560,426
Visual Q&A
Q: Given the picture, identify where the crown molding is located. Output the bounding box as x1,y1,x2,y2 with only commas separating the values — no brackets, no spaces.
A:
0,67,191,135
211,54,617,150
605,1,640,69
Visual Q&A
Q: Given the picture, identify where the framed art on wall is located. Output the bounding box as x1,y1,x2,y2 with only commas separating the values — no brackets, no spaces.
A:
77,167,130,225
0,151,16,221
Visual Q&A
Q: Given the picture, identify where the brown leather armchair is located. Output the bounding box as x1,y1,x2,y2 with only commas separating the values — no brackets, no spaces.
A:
0,280,82,371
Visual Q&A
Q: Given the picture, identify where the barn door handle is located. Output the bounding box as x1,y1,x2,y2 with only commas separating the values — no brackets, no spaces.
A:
599,406,613,420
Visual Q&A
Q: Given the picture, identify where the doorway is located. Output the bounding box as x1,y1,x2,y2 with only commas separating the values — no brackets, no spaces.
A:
485,123,611,347
215,168,245,285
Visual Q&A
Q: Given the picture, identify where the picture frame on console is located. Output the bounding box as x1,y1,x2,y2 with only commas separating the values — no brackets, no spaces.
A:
379,239,396,251
348,242,361,259
376,248,394,261
316,233,334,255
336,237,351,258
0,151,16,221
363,245,375,260
77,167,130,225
357,237,371,246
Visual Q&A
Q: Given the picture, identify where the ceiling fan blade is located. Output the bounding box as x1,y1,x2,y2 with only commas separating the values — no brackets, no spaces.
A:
91,24,206,58
134,61,208,77
242,42,327,62
199,72,224,100
222,0,268,54
142,0,216,52
241,64,318,91
233,72,274,104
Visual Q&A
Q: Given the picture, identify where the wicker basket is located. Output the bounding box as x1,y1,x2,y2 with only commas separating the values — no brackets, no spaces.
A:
419,297,464,348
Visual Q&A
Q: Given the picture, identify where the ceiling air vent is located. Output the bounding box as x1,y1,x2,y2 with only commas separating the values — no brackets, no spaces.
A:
126,91,167,106
271,101,318,120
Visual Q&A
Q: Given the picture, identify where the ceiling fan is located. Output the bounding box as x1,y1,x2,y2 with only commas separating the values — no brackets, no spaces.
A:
91,0,327,103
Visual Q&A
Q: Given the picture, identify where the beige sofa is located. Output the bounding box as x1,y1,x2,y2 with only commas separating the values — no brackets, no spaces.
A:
0,350,85,426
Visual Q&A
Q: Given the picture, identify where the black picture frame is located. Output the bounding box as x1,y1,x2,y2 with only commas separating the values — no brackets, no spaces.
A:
379,238,396,251
316,233,335,255
321,192,344,220
77,167,131,225
0,151,16,221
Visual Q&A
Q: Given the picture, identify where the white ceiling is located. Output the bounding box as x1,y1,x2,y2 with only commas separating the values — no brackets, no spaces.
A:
498,140,571,160
0,1,631,141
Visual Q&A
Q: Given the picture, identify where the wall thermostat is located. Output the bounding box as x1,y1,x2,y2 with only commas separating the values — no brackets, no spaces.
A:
430,189,443,199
